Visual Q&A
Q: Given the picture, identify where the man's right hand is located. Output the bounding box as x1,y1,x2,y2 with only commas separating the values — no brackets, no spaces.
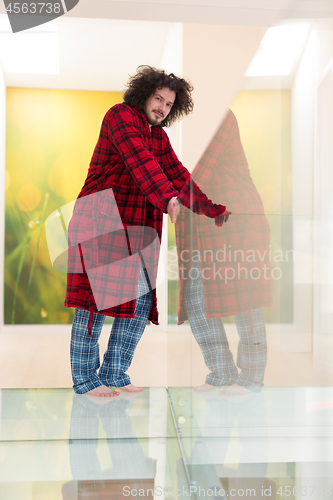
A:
167,197,180,223
215,209,232,227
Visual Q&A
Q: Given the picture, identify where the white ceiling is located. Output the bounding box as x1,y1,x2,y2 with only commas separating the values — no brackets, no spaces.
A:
27,0,333,24
0,16,175,91
0,0,332,91
0,0,298,26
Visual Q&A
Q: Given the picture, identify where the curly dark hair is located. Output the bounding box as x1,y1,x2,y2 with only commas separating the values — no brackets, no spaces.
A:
123,65,194,127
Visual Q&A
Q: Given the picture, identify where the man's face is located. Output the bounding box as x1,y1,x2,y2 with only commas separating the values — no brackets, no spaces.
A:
144,87,176,126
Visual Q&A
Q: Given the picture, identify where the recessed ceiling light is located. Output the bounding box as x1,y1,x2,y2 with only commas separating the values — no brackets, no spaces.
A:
0,18,59,75
245,23,311,77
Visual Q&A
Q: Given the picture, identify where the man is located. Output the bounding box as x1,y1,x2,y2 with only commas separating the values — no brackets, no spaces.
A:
176,109,272,393
65,66,229,397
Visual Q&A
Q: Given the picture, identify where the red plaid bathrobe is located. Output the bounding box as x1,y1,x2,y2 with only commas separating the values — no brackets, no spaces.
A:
64,103,224,329
176,109,273,324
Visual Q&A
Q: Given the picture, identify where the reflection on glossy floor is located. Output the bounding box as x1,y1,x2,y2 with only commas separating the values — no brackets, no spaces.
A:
1,387,333,499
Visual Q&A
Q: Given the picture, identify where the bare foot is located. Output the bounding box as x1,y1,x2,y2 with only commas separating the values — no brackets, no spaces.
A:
84,385,120,398
193,383,215,392
118,384,144,392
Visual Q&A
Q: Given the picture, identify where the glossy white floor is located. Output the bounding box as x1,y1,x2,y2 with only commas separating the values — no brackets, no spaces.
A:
1,386,333,500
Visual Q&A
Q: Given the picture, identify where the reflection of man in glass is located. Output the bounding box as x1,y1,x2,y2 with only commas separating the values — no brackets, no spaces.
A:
183,389,268,492
65,66,228,397
63,393,156,497
176,110,272,392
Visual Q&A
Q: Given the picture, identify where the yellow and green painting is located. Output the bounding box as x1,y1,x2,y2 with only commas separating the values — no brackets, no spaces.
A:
5,88,123,324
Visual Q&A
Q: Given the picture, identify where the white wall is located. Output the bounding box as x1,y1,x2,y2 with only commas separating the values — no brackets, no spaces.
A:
291,27,316,220
182,24,267,171
291,19,333,369
312,20,333,372
287,25,317,352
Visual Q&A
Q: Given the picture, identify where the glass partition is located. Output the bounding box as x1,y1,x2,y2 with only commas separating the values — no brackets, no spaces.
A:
167,16,333,499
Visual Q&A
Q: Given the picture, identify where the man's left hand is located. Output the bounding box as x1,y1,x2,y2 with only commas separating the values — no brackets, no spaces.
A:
215,209,232,227
167,197,180,223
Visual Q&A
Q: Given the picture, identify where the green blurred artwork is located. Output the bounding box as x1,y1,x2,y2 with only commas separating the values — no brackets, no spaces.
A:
5,88,123,324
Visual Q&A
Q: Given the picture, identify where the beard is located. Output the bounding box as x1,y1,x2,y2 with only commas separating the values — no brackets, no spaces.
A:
147,110,164,126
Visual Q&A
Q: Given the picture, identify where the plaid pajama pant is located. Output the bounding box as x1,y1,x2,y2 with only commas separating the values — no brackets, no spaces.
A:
184,260,267,388
70,264,153,393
